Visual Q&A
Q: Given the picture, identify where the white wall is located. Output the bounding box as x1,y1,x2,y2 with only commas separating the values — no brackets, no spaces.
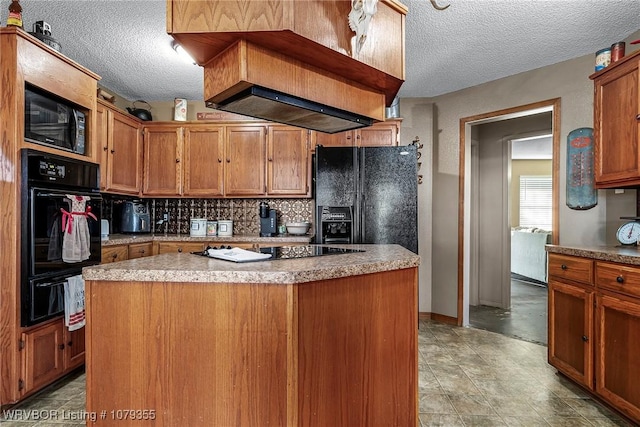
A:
402,29,640,318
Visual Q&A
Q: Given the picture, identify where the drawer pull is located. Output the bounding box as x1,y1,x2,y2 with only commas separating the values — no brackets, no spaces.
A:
178,248,183,253
582,335,589,342
616,276,624,284
58,344,65,350
637,114,640,121
561,264,567,270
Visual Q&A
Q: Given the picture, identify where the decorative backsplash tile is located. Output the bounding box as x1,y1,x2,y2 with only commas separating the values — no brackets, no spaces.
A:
103,195,314,235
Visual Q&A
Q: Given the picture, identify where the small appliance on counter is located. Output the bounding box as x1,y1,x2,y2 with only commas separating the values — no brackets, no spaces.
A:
259,202,277,237
113,200,150,234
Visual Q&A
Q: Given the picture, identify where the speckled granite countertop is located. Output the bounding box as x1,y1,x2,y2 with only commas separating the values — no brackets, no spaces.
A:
101,233,313,246
83,244,420,284
546,244,640,265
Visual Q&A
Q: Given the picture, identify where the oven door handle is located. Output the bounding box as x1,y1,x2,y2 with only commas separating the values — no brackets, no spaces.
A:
35,191,102,200
35,280,67,288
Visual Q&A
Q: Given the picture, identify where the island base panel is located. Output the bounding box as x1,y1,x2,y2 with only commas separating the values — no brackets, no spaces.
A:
85,268,418,426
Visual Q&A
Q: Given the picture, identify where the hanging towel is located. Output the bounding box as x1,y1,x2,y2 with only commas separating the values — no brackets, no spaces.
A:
61,195,97,263
63,274,85,331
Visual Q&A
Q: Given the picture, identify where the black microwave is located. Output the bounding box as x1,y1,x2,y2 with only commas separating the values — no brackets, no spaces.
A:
24,85,87,155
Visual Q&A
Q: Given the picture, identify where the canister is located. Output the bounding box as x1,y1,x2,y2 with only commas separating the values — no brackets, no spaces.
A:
217,220,233,237
190,218,207,237
206,220,218,237
611,42,625,63
595,47,611,72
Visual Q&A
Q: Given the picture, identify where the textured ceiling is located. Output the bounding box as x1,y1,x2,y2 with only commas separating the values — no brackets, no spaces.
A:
3,0,639,102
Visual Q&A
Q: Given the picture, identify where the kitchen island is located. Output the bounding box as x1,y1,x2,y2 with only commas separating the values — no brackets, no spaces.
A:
82,244,419,426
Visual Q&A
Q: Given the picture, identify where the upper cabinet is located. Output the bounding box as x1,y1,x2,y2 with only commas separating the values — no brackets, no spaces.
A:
97,101,143,195
142,122,310,198
142,123,225,197
183,125,225,197
143,125,183,196
224,125,267,196
267,126,311,196
313,120,401,149
591,50,640,188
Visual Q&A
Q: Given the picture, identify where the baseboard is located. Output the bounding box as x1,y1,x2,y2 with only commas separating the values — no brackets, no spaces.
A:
419,312,458,325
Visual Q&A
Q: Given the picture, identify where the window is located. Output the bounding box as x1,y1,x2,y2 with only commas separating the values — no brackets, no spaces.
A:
519,175,552,230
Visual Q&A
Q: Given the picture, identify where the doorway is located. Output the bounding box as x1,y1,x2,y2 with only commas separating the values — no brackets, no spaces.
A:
457,99,560,343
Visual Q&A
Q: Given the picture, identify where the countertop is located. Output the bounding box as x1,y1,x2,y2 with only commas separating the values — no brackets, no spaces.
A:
83,244,420,284
546,244,640,265
101,233,313,246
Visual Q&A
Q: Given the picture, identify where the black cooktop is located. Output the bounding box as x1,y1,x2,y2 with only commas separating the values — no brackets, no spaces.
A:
192,245,364,262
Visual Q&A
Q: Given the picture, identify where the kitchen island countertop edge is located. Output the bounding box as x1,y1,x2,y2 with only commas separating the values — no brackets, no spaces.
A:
83,244,420,284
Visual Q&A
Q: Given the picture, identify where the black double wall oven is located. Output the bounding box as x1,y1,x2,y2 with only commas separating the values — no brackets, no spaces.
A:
20,149,102,326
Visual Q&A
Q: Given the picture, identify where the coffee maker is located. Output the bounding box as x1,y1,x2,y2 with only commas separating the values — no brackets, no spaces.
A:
259,202,277,237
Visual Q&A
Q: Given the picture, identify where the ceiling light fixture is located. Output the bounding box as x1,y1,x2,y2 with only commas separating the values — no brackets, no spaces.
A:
171,40,196,65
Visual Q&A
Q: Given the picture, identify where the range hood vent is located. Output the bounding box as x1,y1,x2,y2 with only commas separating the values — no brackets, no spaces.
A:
207,85,373,134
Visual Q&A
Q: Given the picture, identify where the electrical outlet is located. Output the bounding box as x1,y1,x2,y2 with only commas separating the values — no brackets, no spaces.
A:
163,212,169,221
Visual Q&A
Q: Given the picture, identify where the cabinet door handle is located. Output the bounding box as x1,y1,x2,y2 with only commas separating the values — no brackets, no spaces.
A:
561,264,567,270
110,149,115,154
616,276,624,283
103,146,108,151
218,159,222,163
58,344,65,350
226,159,230,163
176,158,180,163
268,157,273,162
636,114,640,121
582,335,588,342
68,341,73,347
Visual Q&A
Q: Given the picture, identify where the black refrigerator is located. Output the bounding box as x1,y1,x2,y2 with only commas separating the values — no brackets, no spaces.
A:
314,145,418,253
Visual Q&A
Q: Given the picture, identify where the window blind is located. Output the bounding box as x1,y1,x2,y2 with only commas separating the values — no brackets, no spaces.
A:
519,175,552,230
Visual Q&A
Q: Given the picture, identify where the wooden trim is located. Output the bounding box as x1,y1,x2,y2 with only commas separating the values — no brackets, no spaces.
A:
429,313,459,325
0,29,20,405
458,98,561,325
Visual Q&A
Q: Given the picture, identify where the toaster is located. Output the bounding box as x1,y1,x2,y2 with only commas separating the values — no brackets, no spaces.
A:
119,201,150,233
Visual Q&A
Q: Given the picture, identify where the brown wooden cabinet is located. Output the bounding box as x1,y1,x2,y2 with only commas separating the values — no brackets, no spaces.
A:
183,124,225,196
313,120,400,149
548,279,594,389
128,242,154,259
595,292,640,421
101,245,129,263
547,254,595,389
548,251,640,423
98,101,143,195
20,320,65,396
143,124,183,196
225,125,266,196
154,241,206,255
20,319,85,397
592,50,640,188
267,125,311,196
64,327,85,372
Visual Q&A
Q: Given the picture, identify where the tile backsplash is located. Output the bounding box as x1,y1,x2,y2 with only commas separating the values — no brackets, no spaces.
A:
103,195,314,235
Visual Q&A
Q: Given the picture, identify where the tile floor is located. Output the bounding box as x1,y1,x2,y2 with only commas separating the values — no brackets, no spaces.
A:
0,320,632,427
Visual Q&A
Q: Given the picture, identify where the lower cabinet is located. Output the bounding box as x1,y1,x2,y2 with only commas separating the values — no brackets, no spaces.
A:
20,319,84,397
101,244,129,263
102,243,154,262
128,242,153,259
548,279,594,389
155,242,205,254
548,253,640,423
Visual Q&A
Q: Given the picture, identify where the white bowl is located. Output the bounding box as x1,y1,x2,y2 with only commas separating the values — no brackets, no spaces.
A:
285,222,311,235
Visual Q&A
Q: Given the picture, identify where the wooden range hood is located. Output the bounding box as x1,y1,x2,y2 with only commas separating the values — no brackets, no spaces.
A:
167,0,407,133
